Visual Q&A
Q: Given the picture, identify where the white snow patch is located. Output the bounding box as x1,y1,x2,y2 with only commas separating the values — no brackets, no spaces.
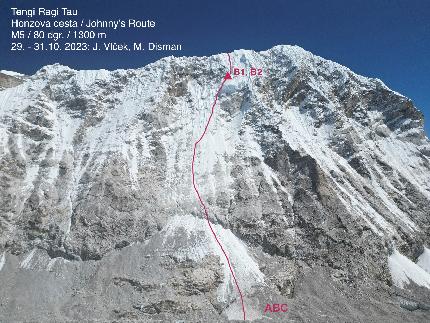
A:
0,252,5,271
20,248,37,269
388,249,430,289
46,258,58,271
417,247,430,274
73,69,110,87
378,137,430,200
23,164,40,193
1,70,24,77
0,127,9,155
64,195,73,235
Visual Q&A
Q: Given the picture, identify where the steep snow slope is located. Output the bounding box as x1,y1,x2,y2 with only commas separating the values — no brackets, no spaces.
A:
418,247,430,273
389,249,430,289
0,45,430,322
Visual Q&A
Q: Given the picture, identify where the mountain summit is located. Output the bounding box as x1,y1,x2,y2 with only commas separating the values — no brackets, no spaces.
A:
0,45,429,322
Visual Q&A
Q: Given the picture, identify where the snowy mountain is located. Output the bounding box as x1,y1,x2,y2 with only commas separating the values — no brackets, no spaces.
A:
0,45,429,322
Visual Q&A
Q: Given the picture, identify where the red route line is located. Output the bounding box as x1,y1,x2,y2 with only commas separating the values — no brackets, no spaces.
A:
191,54,246,321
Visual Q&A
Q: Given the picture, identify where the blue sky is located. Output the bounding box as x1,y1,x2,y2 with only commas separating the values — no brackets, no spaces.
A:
1,0,429,134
